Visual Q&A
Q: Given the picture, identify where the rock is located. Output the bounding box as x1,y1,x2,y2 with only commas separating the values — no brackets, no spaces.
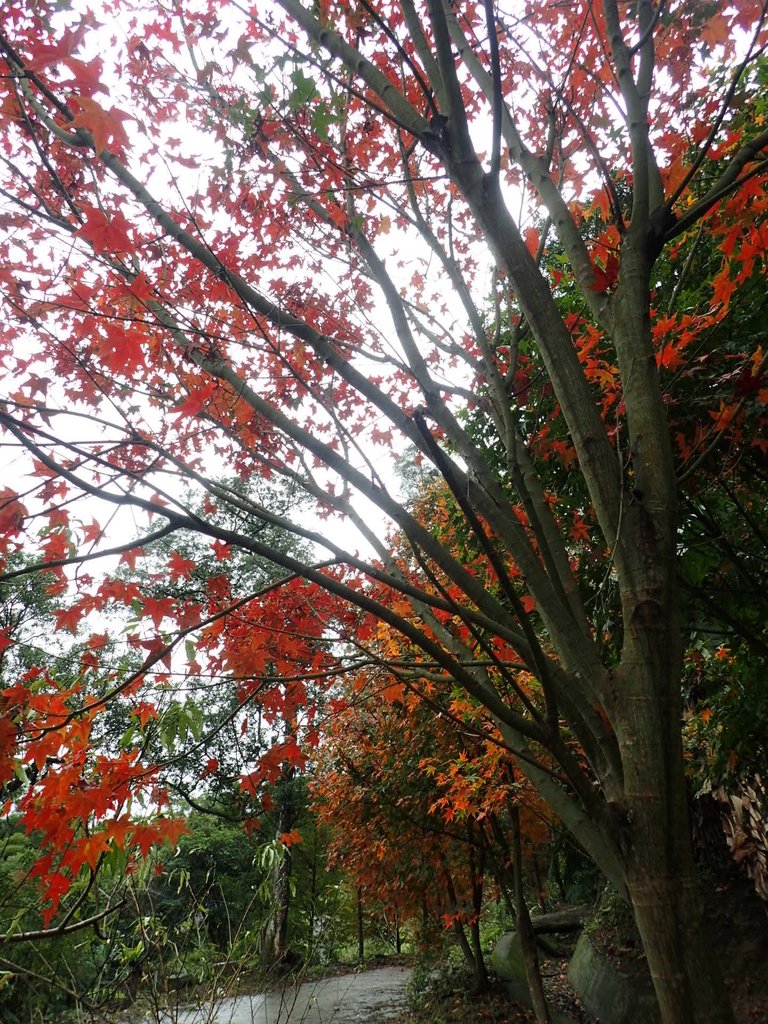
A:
567,931,660,1024
492,931,531,1006
492,933,584,1024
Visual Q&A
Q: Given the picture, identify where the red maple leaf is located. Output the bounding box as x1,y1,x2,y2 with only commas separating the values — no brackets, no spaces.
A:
78,206,133,254
141,595,175,628
69,96,132,155
81,518,102,544
173,381,218,419
0,489,27,535
167,551,197,580
29,25,88,70
97,326,145,372
54,604,85,633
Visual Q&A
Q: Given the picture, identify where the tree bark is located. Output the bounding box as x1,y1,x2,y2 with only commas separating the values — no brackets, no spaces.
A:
606,228,736,1024
625,802,734,1022
262,766,295,969
443,864,488,991
619,700,735,1024
356,886,364,963
511,806,551,1024
468,840,490,992
530,905,591,934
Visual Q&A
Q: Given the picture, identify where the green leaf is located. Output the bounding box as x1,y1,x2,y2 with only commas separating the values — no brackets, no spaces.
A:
288,69,317,110
120,722,136,748
311,102,334,142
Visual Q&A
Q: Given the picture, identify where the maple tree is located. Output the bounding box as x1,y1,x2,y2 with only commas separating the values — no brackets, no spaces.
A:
313,673,549,988
1,2,767,1021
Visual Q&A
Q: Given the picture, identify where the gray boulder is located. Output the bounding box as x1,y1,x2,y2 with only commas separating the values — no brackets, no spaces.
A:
491,932,581,1024
492,931,532,1006
567,931,661,1024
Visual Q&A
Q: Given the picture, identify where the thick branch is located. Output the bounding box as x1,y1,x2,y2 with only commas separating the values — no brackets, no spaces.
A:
2,901,124,944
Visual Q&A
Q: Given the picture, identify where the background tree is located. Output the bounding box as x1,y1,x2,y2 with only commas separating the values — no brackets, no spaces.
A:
1,4,767,1022
314,674,522,990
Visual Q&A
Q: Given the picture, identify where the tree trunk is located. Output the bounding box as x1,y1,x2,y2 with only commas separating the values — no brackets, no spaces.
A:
469,917,489,992
262,765,295,969
622,736,735,1024
530,905,591,934
511,806,551,1024
262,856,292,968
356,886,364,963
606,239,735,1024
309,847,317,944
450,918,489,991
442,863,488,992
615,648,735,1024
468,839,490,992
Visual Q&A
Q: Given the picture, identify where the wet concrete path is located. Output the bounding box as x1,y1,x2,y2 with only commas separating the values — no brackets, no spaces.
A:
155,965,411,1024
